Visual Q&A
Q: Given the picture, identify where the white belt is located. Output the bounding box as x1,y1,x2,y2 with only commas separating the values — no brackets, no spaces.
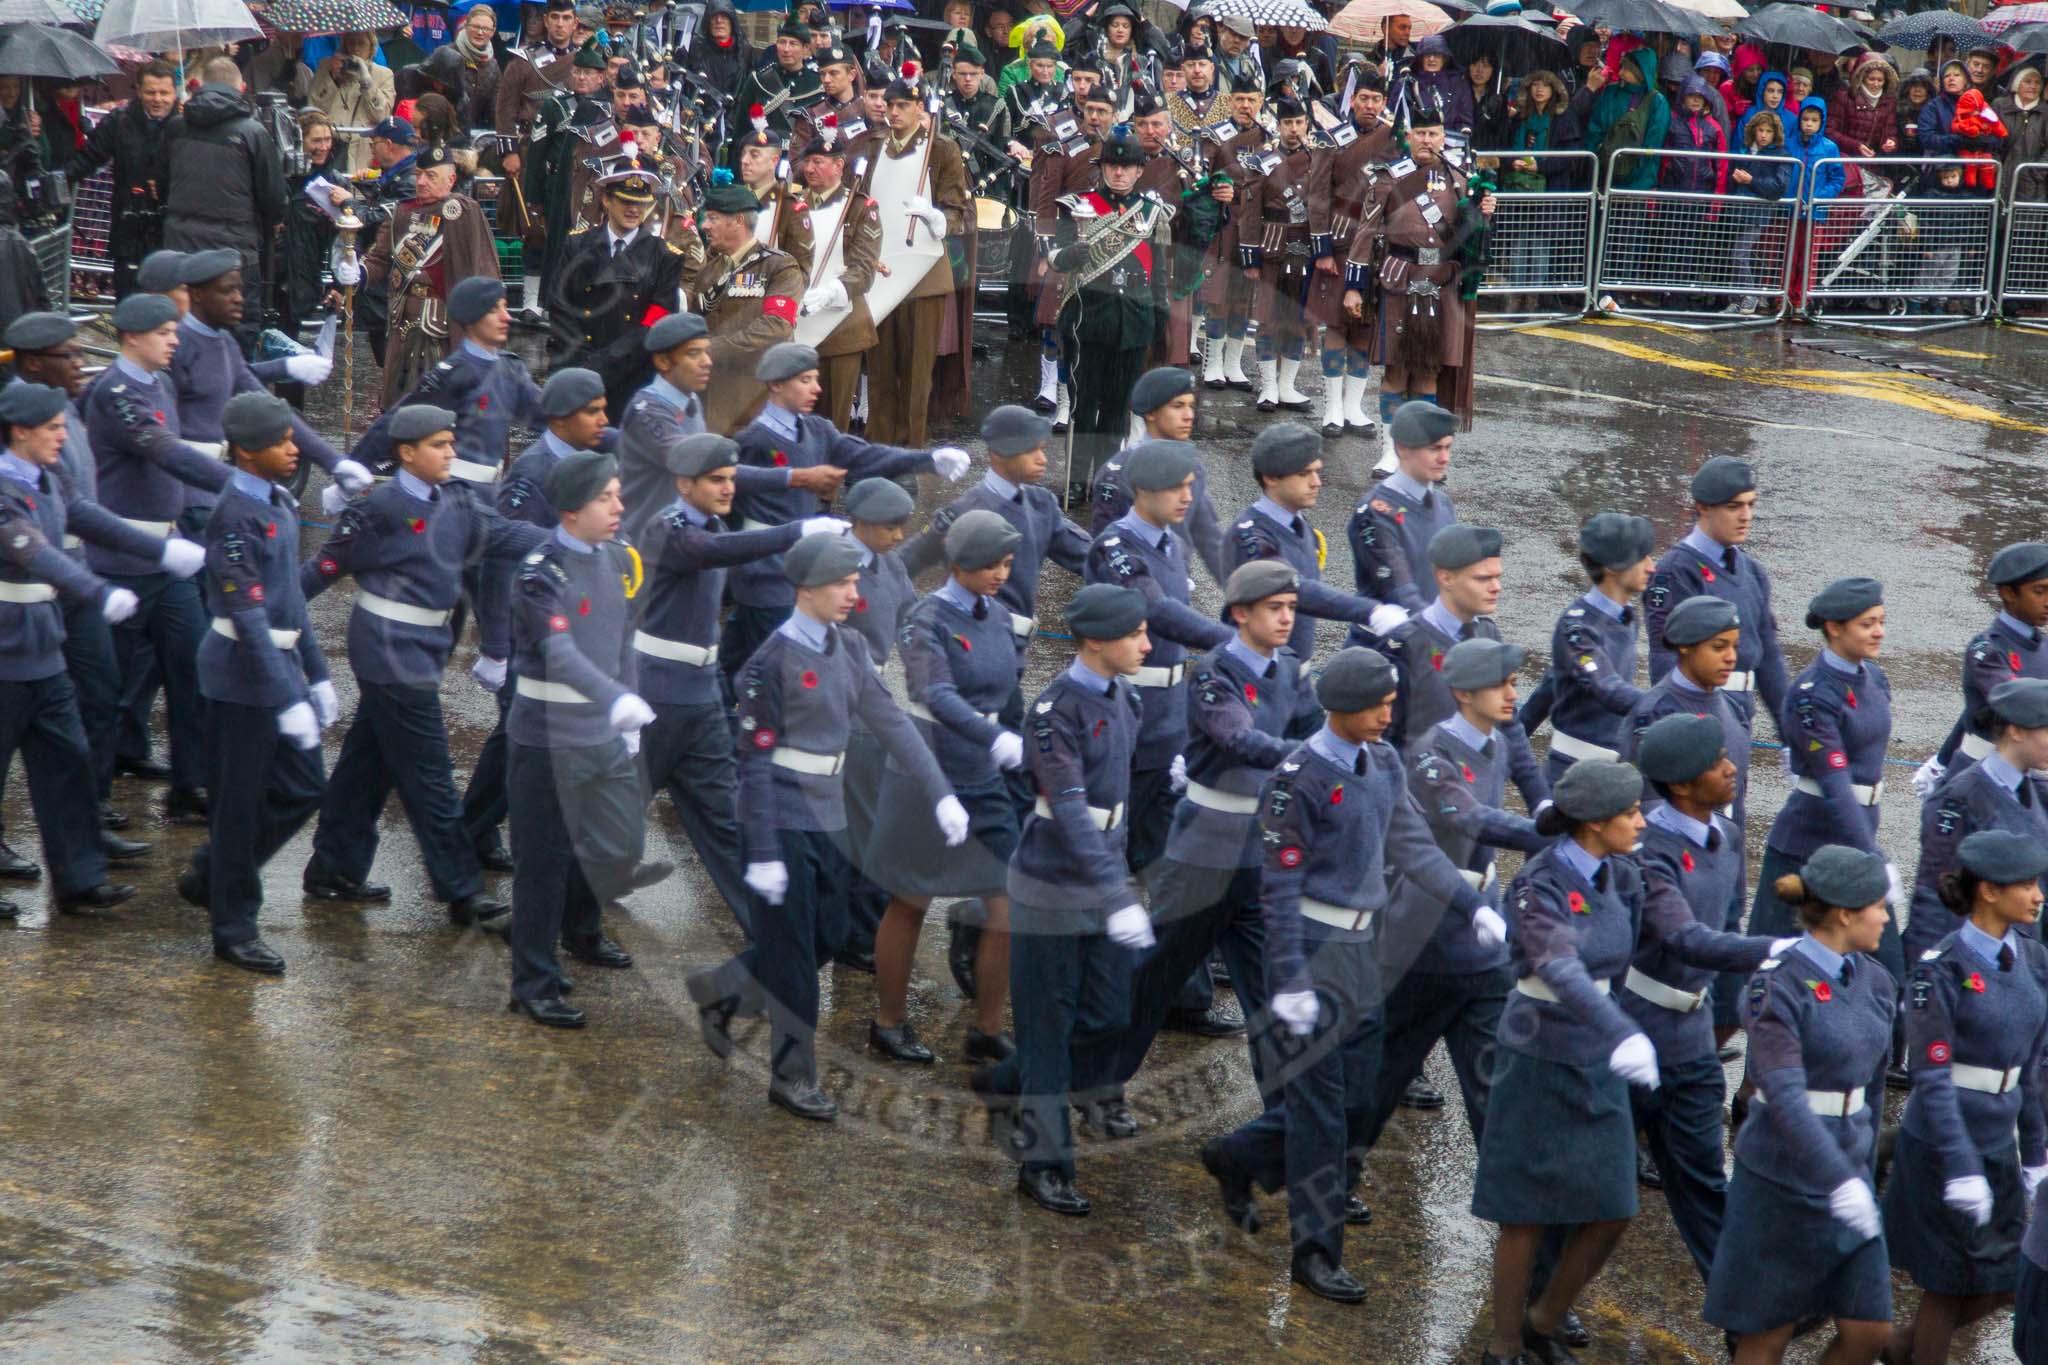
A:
1516,975,1612,1003
447,458,500,484
1723,669,1754,693
1952,1062,2024,1095
61,533,81,550
1624,967,1708,1014
1131,662,1186,688
1794,776,1884,806
516,676,591,704
1960,732,1994,762
1459,864,1500,893
1752,1087,1866,1117
906,701,998,725
1009,611,1036,639
210,616,301,649
356,589,452,628
1300,896,1373,931
772,745,846,775
1187,780,1259,814
120,516,174,536
1033,795,1125,829
0,580,57,603
632,629,716,665
1549,730,1619,764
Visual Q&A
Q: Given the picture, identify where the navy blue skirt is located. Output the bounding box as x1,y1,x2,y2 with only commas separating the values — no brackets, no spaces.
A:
1704,1162,1893,1333
2016,1255,2048,1364
1470,1049,1639,1226
863,773,1019,899
1883,1128,2026,1296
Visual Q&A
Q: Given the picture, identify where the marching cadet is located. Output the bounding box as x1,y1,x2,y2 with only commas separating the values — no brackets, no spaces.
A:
1919,541,2048,792
1025,55,1108,420
636,431,845,931
1241,96,1317,413
0,382,142,918
1049,127,1174,502
300,404,550,933
733,17,824,139
618,312,710,542
493,0,580,317
1642,456,1788,739
1703,847,1897,1363
1889,830,2048,1365
862,70,970,449
498,369,615,529
687,182,806,436
1309,69,1398,436
1346,399,1458,620
504,452,660,1030
1535,512,1655,782
1617,595,1754,829
524,40,613,296
685,531,966,1122
1377,524,1508,748
177,394,334,976
733,125,815,279
794,124,881,432
1201,648,1504,1302
1197,77,1269,391
546,156,689,422
1089,367,1224,584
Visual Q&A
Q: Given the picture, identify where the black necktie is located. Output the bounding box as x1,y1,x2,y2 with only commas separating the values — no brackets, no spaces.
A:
1102,680,1116,701
1620,605,1636,626
1842,958,1855,985
1723,547,1737,576
1012,489,1024,505
1457,620,1475,641
1290,515,1305,539
973,598,987,620
1704,826,1720,852
1592,863,1609,894
1421,489,1434,510
1263,660,1277,679
612,236,626,258
1354,751,1368,776
2001,943,2016,972
822,627,837,655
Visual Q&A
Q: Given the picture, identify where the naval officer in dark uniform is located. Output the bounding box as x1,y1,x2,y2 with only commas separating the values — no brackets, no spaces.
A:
546,155,690,422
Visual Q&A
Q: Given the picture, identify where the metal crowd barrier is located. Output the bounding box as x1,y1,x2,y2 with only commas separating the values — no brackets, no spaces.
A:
1592,148,1804,330
1996,162,2048,331
66,166,116,306
1799,157,1999,332
1469,148,1597,329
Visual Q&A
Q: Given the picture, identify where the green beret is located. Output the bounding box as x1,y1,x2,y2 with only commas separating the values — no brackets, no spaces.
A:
1636,713,1726,786
0,381,67,428
1316,646,1398,712
1796,844,1890,910
1988,677,2048,728
221,391,295,449
2,311,76,353
980,403,1051,456
778,16,811,39
1427,524,1502,570
953,43,986,66
945,508,1023,569
1440,637,1523,690
449,276,507,326
786,529,865,586
1663,594,1739,647
1224,558,1299,606
1127,366,1195,415
1122,438,1199,492
541,367,606,418
1579,512,1655,570
842,476,913,524
666,432,738,478
111,292,179,334
1956,829,2048,887
1804,576,1882,629
701,183,762,215
756,342,821,383
1988,541,2048,587
1550,758,1642,824
1688,456,1754,505
645,312,708,353
1389,399,1458,449
389,404,457,443
1065,582,1147,640
546,451,620,511
1250,421,1321,479
572,40,608,69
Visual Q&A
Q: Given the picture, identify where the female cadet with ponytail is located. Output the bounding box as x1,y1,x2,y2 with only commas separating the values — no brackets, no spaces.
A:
1886,829,2048,1365
1704,845,1897,1364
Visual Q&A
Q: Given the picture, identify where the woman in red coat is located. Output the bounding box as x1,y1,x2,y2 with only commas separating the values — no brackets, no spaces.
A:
1828,53,1899,161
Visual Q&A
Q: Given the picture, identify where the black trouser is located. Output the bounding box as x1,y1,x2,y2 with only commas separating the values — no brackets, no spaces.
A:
1364,963,1512,1149
460,671,514,858
507,737,644,1002
0,672,108,895
1114,859,1271,1088
0,592,119,844
718,601,789,690
1631,1052,1728,1283
1007,914,1136,1180
840,726,888,953
194,699,325,947
312,679,483,903
644,699,751,934
1060,334,1148,494
107,569,209,790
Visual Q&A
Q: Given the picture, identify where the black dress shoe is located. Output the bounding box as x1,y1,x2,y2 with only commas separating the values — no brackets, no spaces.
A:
1201,1137,1260,1232
508,994,585,1028
115,753,172,780
215,938,286,974
98,801,130,831
176,866,208,909
165,786,209,822
1291,1252,1367,1304
448,894,510,931
0,897,18,918
1555,1308,1591,1349
1345,1194,1372,1225
100,830,151,862
769,1078,838,1121
947,915,980,1000
1017,1167,1090,1216
474,842,515,873
1521,1316,1579,1364
868,1020,934,1064
1399,1076,1447,1110
1637,1144,1664,1189
303,866,391,901
1165,1004,1246,1038
832,945,877,973
1078,1097,1138,1138
963,1027,1015,1063
57,883,136,914
0,840,39,881
686,968,739,1059
564,935,632,969
626,860,674,891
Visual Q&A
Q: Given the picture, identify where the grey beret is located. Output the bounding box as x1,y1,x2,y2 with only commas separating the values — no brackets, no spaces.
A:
1988,541,2048,587
111,292,179,333
1441,637,1523,690
178,247,242,284
785,529,867,586
1663,594,1740,647
3,311,75,352
220,391,295,449
1797,844,1891,910
1579,512,1655,570
1224,558,1299,606
1956,829,2048,887
448,276,507,327
1316,646,1398,712
1988,677,2048,729
1804,576,1882,629
842,476,914,524
1550,758,1643,824
134,249,190,293
545,450,620,512
945,508,1023,569
645,312,709,353
0,381,67,427
540,367,606,418
1389,399,1458,449
1127,365,1195,415
1688,456,1755,505
755,342,821,383
1636,713,1727,786
1065,582,1148,640
389,404,457,443
1122,438,1199,492
980,403,1051,457
1427,523,1502,571
666,432,738,478
1250,421,1321,479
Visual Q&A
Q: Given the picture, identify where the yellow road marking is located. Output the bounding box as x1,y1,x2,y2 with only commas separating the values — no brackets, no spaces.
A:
1581,315,1704,342
1920,344,1993,359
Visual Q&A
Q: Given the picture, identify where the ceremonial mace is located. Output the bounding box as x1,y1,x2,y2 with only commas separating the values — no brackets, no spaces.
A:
334,202,365,443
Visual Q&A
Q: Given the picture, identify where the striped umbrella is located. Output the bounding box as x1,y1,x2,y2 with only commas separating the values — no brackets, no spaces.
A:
1329,0,1455,41
1984,2,2048,33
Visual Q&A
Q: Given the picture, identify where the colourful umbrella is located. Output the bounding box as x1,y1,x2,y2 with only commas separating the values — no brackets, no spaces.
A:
1328,0,1456,42
1984,2,2048,33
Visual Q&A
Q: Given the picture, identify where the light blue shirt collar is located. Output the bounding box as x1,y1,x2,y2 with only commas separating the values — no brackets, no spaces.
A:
1421,598,1467,639
647,376,697,414
1647,801,1711,847
1580,588,1625,622
1065,658,1115,694
935,577,980,613
1960,919,2015,967
1307,724,1362,771
1383,469,1429,502
1820,647,1862,676
1668,669,1708,696
228,467,273,502
675,497,711,527
1444,712,1493,755
981,469,1022,501
758,402,801,440
0,449,37,487
1980,750,2024,794
1253,496,1301,532
541,430,581,461
778,608,831,651
183,314,221,339
1224,636,1274,675
461,338,500,361
1999,610,2040,643
1556,837,1606,884
114,356,159,385
553,526,595,556
1115,508,1173,553
1682,525,1732,561
396,469,436,502
1797,931,1847,981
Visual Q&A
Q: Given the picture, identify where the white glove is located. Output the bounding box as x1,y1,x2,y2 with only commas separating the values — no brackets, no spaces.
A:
1911,753,1947,798
329,251,361,287
158,537,205,578
930,446,971,482
798,515,849,537
1367,603,1409,636
1886,861,1906,913
622,728,640,756
320,480,352,516
800,279,849,314
330,457,372,492
471,655,507,692
904,196,946,234
1781,743,1794,777
1770,937,1801,958
277,700,320,750
101,586,139,623
1472,904,1507,947
1169,752,1188,794
608,692,655,734
1105,903,1155,949
285,353,334,386
1829,1177,1882,1241
1272,988,1319,1037
1944,1174,1995,1228
745,860,789,905
184,440,225,459
989,730,1025,770
1608,1032,1661,1089
935,794,970,846
2025,1164,2048,1201
308,679,339,728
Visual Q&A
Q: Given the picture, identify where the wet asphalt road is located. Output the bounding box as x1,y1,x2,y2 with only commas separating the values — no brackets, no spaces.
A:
2,315,2044,1362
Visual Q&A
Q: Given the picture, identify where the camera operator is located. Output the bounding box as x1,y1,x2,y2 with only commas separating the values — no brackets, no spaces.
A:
309,31,395,173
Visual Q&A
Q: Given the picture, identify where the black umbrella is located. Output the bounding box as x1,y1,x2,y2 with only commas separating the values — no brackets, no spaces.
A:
1558,0,1704,38
1444,12,1567,71
0,21,117,77
1999,20,2048,55
1737,3,1868,53
1875,8,1984,51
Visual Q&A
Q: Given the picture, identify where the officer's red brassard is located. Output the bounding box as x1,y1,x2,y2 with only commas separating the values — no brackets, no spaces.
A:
763,295,797,324
643,303,670,327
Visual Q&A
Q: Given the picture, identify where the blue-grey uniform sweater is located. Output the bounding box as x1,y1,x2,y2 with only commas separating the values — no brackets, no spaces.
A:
1085,513,1234,768
350,343,545,488
1166,642,1300,870
168,315,341,510
0,460,112,680
196,476,327,706
1765,653,1892,861
84,364,230,576
1644,534,1788,725
1901,928,2048,1180
1346,473,1455,616
1623,812,1752,1062
506,534,638,749
1007,667,1142,930
896,587,1020,788
899,474,1091,660
634,504,801,707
